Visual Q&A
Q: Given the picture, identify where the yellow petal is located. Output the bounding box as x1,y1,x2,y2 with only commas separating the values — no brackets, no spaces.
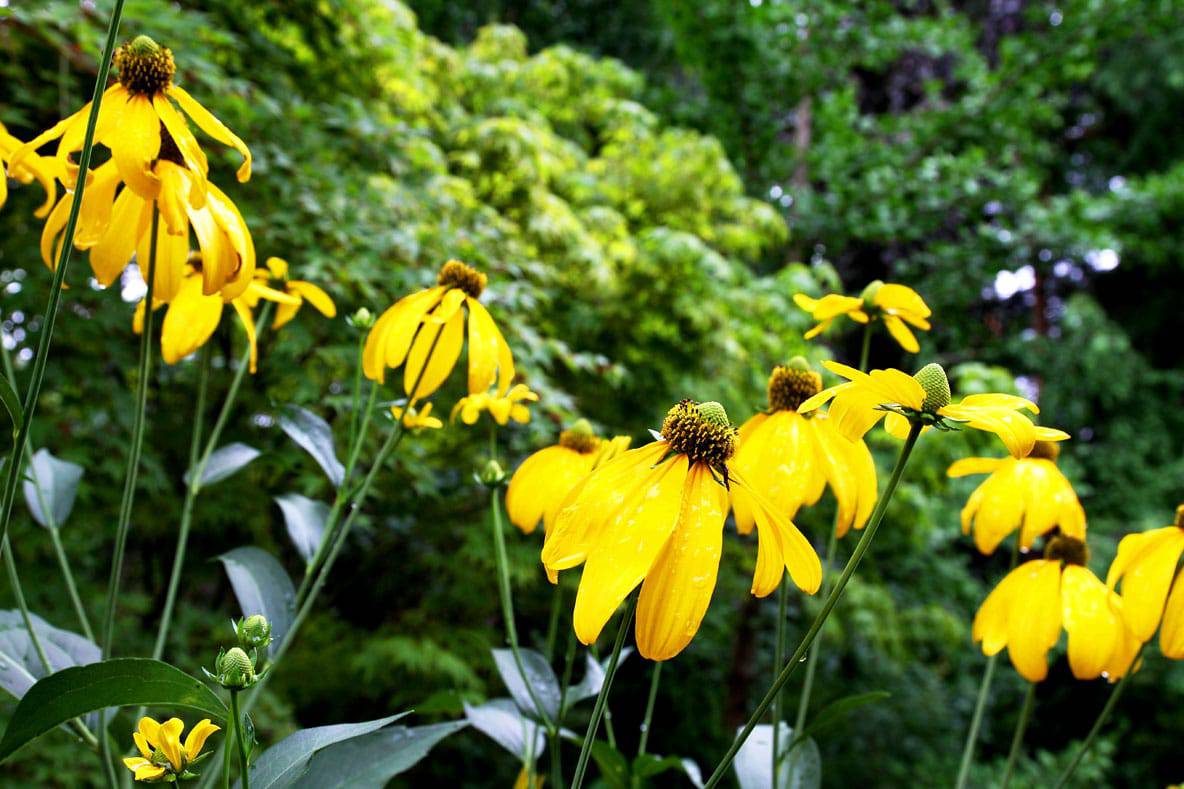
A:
110,95,162,199
153,93,210,196
232,300,259,373
132,731,152,760
1106,527,1184,642
289,281,336,317
873,284,931,319
1005,560,1062,682
161,277,223,364
1061,565,1127,680
90,187,150,286
137,717,162,748
810,415,877,538
466,297,515,396
202,182,255,299
183,719,220,760
882,314,919,353
157,718,185,771
730,410,816,533
732,469,821,596
168,85,252,182
362,287,445,382
404,306,464,400
947,457,1004,478
636,464,727,660
506,445,595,535
1158,571,1184,659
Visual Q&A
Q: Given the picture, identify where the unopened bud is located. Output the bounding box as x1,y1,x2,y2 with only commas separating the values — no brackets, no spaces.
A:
238,615,272,650
913,363,951,412
478,458,506,487
348,307,375,330
217,647,255,689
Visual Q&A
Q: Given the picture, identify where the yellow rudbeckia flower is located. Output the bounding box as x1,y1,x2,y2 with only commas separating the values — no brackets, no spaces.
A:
0,121,59,216
505,419,631,535
122,716,219,782
363,260,514,402
733,358,877,539
794,281,932,352
799,360,1070,459
263,257,337,329
15,35,250,201
452,383,539,426
542,400,822,661
390,402,443,431
948,440,1086,555
1106,504,1184,655
973,535,1139,683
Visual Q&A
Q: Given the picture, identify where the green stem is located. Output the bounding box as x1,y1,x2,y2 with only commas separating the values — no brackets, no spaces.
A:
790,515,840,756
771,577,788,789
703,422,922,788
557,626,578,722
955,537,1021,789
221,713,234,789
858,323,873,373
346,332,366,451
544,583,562,662
637,662,662,758
1053,648,1143,789
230,691,250,789
1001,683,1036,789
589,643,618,748
0,0,125,561
572,597,636,789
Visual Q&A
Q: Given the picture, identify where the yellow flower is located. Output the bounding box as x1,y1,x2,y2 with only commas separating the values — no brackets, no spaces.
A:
506,419,632,535
0,121,60,216
1106,504,1184,654
542,400,822,661
363,260,514,402
948,440,1086,555
794,281,932,352
799,360,1070,459
135,263,300,372
732,359,877,539
452,383,538,426
390,402,443,431
264,257,337,329
15,36,250,201
122,716,219,782
973,536,1139,683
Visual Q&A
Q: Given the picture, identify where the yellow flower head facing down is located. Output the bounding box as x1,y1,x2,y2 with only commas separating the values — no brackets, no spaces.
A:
390,402,443,431
798,360,1070,459
793,281,932,352
506,419,632,536
122,716,219,782
733,358,878,540
0,121,61,217
15,35,250,200
973,535,1139,683
948,440,1086,555
1106,504,1184,654
134,261,301,373
542,400,822,662
363,260,514,403
451,383,538,426
264,257,337,329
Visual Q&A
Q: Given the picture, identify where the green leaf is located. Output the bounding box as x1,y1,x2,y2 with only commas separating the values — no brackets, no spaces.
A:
274,493,329,563
0,658,227,763
187,443,261,487
463,699,544,762
734,722,820,789
796,691,890,743
244,713,408,789
278,405,344,486
491,647,560,722
0,610,98,700
292,720,467,788
218,547,297,649
588,741,630,789
23,448,83,528
0,375,22,438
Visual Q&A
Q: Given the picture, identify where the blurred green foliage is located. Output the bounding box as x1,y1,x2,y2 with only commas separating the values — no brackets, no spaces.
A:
1,0,1183,786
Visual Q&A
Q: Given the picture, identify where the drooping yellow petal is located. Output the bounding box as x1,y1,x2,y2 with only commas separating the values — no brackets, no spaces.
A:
881,314,919,352
466,297,515,396
110,95,162,199
730,410,815,535
404,302,464,400
168,85,252,182
731,469,821,596
636,464,728,660
506,445,596,535
362,287,445,382
231,300,259,373
182,719,220,760
289,281,336,317
947,457,1005,478
940,402,1038,459
132,731,152,760
137,717,162,748
572,455,688,645
136,209,189,303
873,284,931,321
1004,560,1063,682
1158,573,1184,659
1106,527,1184,642
153,93,210,198
160,277,223,364
203,182,255,299
156,718,185,771
810,415,877,538
1061,565,1129,680
90,187,150,286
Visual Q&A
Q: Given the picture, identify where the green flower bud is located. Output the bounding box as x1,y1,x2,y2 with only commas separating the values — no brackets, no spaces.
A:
348,307,375,329
860,279,884,307
478,458,506,487
786,355,811,372
238,615,272,649
217,647,256,689
913,363,951,412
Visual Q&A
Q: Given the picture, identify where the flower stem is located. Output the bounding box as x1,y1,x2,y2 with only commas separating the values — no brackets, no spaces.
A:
790,515,840,751
702,422,922,788
771,577,788,789
955,537,1021,789
572,597,636,789
1001,682,1036,789
230,690,250,789
858,323,873,373
637,661,662,758
544,582,563,662
1053,647,1142,789
0,0,125,561
221,712,234,789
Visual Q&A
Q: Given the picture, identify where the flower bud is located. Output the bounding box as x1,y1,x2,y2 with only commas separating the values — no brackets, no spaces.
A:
348,307,375,330
478,458,506,487
237,615,272,650
913,363,951,412
216,647,256,690
860,279,884,307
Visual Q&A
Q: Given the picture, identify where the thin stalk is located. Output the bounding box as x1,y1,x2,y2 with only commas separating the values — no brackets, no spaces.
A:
637,662,662,757
0,0,126,560
572,597,636,789
702,422,922,788
221,713,234,789
557,627,578,721
1053,648,1143,789
589,643,618,748
1000,683,1036,789
544,582,562,662
955,537,1022,789
858,323,872,373
230,691,250,789
346,332,366,451
771,578,788,789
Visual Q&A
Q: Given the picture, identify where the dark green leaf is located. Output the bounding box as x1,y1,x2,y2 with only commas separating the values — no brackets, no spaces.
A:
589,741,630,789
277,406,344,486
218,547,297,649
293,720,467,788
274,493,329,563
796,691,890,743
244,713,408,789
187,443,261,487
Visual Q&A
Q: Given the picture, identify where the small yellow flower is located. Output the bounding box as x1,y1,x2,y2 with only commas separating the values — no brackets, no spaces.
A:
794,281,932,352
0,121,60,216
973,536,1139,683
948,440,1085,555
799,361,1070,458
514,768,545,789
122,716,219,782
390,402,443,431
1106,504,1184,654
452,383,538,426
263,257,337,329
363,260,514,402
505,419,631,535
733,359,877,539
543,400,822,661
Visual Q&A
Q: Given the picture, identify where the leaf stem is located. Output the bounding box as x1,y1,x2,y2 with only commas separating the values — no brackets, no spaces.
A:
702,421,922,788
572,597,636,789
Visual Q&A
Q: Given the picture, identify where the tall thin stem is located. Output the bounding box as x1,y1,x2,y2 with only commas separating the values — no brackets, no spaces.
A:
1053,648,1143,789
771,577,788,789
572,597,636,789
858,323,873,373
1001,683,1036,789
544,582,563,662
790,517,839,738
0,0,126,561
703,422,922,788
637,662,662,758
230,690,250,789
955,537,1022,789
